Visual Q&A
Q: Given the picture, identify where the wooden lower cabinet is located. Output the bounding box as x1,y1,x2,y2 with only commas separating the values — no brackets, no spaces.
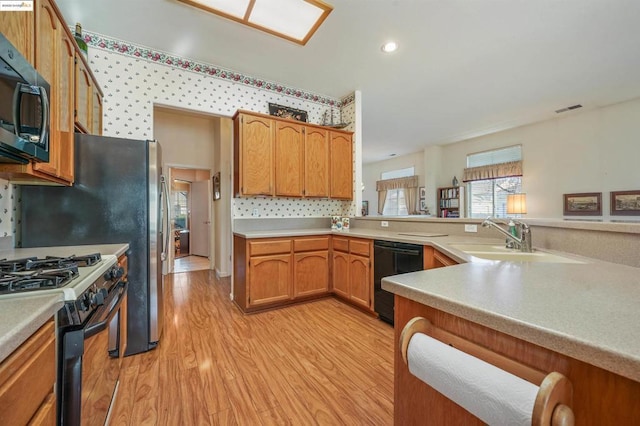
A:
424,246,458,269
0,320,56,426
394,296,640,425
294,251,329,298
331,236,374,312
248,253,292,307
331,251,349,298
234,235,330,312
348,254,371,309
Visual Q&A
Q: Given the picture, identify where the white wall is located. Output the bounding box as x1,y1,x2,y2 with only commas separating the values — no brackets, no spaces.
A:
364,97,640,220
362,151,425,215
438,97,640,219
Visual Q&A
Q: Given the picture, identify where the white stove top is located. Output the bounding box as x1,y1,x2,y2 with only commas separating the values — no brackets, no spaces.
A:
0,251,118,302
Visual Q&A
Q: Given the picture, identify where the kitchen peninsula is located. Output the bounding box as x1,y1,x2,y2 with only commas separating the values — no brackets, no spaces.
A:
234,217,640,424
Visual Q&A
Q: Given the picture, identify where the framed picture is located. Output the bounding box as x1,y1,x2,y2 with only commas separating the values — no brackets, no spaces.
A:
212,172,221,201
610,190,640,215
563,192,602,216
419,186,426,199
361,200,369,216
268,103,308,122
420,199,427,211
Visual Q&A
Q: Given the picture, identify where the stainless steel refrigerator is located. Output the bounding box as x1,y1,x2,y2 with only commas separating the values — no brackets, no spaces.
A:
19,134,169,356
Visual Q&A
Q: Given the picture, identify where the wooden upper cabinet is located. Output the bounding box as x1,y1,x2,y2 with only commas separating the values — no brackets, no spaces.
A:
234,110,353,200
274,121,304,197
75,57,92,133
0,9,34,64
55,32,76,182
304,127,330,197
32,0,58,179
330,131,353,199
235,113,274,196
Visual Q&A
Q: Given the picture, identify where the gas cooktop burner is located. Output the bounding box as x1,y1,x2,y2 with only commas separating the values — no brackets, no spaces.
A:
0,253,101,273
0,253,101,295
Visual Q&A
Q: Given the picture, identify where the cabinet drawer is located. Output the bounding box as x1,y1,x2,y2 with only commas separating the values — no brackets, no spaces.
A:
349,239,371,257
249,239,292,256
332,236,349,253
0,320,55,426
294,236,329,252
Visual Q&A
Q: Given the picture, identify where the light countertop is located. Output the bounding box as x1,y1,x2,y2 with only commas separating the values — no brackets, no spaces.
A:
0,243,129,363
235,227,640,383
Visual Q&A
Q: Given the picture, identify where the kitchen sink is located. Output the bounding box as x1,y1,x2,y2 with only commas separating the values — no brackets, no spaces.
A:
449,243,585,263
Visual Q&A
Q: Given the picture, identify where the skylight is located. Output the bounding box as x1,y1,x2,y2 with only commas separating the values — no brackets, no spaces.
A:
178,0,333,45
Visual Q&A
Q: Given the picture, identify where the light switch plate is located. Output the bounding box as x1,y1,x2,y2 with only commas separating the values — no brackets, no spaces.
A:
465,224,478,233
251,208,259,217
381,221,389,227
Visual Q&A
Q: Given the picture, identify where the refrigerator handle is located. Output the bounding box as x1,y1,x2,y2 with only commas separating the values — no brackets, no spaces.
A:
161,175,171,262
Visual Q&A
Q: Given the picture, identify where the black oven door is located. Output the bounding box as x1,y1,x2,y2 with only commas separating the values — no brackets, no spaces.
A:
58,280,128,426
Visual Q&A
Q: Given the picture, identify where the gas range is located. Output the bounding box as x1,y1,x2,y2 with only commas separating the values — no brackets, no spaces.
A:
0,251,118,302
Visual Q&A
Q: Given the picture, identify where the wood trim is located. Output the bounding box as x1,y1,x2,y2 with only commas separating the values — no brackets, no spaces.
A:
232,110,352,137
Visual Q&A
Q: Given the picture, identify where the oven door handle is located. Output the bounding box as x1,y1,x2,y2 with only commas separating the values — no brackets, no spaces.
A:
84,280,128,339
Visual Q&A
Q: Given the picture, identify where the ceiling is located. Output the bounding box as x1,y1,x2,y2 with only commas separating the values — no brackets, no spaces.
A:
57,0,640,164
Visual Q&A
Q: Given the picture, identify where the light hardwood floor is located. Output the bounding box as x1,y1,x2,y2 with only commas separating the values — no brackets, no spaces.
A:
110,271,394,425
173,255,210,273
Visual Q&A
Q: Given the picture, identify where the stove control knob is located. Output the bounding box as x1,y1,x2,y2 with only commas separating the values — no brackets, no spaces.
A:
104,267,124,281
93,289,106,306
78,296,89,312
85,291,96,309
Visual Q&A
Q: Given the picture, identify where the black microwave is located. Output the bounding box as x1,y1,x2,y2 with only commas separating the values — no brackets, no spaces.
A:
0,32,50,164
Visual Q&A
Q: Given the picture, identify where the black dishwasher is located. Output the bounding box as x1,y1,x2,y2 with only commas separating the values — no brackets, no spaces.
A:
374,240,424,325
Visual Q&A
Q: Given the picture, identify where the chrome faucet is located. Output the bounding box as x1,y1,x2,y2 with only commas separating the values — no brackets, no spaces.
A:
481,217,533,253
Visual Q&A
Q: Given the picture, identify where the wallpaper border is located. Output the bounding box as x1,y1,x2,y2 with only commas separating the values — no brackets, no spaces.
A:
83,31,354,107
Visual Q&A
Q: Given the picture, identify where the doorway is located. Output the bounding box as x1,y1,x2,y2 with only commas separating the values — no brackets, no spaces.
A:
170,167,211,273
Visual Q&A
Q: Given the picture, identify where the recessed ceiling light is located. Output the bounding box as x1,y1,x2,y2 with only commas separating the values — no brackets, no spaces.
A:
178,0,333,45
381,41,398,53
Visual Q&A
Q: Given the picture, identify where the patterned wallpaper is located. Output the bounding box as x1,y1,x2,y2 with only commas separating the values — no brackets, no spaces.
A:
0,181,14,237
85,31,357,218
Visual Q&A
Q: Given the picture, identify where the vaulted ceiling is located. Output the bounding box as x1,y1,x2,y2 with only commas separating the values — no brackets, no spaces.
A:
58,0,640,163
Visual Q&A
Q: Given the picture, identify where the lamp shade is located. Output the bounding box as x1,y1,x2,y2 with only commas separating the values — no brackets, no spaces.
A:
506,193,527,214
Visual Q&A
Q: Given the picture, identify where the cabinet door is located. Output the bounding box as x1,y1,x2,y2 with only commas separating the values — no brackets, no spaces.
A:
0,9,34,64
332,251,349,298
294,251,329,298
75,57,92,133
330,131,353,199
274,121,304,197
240,114,274,196
349,254,371,309
247,254,292,307
304,127,329,197
32,0,58,178
55,33,76,182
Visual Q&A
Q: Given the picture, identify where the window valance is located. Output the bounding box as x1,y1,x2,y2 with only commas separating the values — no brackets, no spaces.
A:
462,161,523,183
376,176,419,191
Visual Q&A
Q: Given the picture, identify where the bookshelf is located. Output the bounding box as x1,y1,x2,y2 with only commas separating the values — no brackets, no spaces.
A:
438,186,464,218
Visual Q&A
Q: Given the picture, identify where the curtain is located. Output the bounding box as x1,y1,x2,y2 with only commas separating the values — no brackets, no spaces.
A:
378,190,387,215
462,160,523,182
376,176,419,214
404,187,418,215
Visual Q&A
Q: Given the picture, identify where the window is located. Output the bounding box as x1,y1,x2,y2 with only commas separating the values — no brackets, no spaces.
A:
382,189,409,215
466,146,522,218
380,167,414,216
